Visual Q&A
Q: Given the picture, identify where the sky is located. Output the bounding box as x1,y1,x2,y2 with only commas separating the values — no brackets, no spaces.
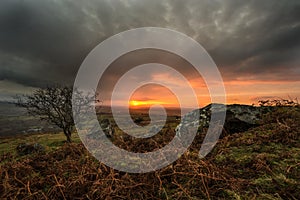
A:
0,0,299,107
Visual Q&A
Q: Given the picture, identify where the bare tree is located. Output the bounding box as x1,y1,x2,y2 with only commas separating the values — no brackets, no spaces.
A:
15,85,99,143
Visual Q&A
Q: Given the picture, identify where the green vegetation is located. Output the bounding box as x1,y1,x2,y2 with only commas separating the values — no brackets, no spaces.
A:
0,132,81,156
0,105,299,199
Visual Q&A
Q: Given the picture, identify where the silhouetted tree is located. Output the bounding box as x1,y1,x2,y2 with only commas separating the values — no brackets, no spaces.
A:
15,86,99,143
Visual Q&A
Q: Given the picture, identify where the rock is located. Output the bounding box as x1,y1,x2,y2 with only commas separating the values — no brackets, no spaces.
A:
16,143,45,156
222,104,262,133
27,128,43,133
149,125,161,134
176,104,263,137
100,119,115,138
86,118,115,139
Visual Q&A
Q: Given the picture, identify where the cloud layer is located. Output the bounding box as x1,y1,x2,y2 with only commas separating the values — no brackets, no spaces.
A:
0,0,299,102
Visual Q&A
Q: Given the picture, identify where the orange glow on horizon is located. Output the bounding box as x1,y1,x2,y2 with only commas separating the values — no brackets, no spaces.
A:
128,84,182,108
129,100,172,108
104,73,300,108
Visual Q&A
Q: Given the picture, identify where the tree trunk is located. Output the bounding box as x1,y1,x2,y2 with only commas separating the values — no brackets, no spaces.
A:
66,134,72,143
64,129,72,143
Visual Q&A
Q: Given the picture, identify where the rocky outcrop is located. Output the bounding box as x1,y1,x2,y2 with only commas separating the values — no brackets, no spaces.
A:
86,118,115,140
99,119,115,138
176,104,263,137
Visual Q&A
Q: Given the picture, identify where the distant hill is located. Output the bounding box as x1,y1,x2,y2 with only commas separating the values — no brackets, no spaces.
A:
97,105,193,116
0,102,60,137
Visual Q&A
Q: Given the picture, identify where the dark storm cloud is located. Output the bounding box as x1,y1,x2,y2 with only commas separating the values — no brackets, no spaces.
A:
0,0,299,89
0,0,102,87
193,0,300,81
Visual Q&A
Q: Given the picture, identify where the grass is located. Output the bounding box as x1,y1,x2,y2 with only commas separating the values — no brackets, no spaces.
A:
0,106,299,199
0,132,81,156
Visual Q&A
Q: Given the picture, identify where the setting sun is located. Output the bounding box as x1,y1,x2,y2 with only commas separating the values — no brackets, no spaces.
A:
129,100,172,107
130,100,148,107
127,84,182,108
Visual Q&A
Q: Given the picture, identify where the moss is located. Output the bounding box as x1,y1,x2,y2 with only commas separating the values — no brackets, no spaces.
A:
219,190,242,200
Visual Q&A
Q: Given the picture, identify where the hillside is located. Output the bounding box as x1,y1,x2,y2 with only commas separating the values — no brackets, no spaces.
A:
0,102,60,137
0,105,299,199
